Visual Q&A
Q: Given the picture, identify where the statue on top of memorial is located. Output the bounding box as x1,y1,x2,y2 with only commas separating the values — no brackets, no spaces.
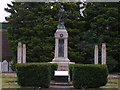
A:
57,5,67,29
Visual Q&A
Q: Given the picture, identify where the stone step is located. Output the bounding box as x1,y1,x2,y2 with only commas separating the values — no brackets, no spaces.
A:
50,81,72,86
41,81,74,90
41,86,74,90
51,83,72,86
41,85,74,90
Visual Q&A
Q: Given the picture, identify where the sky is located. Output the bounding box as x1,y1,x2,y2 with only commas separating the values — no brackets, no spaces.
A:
0,0,13,22
0,0,85,22
1,0,117,22
0,0,78,22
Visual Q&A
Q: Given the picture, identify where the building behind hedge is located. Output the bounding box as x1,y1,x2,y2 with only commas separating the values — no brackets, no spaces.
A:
0,22,13,71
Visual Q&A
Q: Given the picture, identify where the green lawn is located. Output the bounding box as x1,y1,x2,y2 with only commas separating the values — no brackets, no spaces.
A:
100,77,120,89
2,75,20,88
1,73,120,89
2,71,16,73
0,72,2,89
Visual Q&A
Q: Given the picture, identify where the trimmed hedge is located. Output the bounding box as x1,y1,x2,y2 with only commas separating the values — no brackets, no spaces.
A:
50,63,58,80
72,64,108,89
16,63,51,88
69,64,74,81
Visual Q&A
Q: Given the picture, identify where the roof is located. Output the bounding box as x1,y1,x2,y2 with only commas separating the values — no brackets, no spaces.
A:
0,22,9,29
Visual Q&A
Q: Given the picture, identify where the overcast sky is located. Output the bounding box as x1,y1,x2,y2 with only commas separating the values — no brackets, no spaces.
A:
0,0,85,23
0,0,118,22
0,0,13,22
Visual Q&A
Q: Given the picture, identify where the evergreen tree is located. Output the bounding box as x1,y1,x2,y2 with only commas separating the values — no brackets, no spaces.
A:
5,2,120,72
79,2,119,71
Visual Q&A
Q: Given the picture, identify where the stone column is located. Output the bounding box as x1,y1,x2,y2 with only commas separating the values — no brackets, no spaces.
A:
101,43,106,64
94,45,98,64
23,44,26,63
64,38,68,58
55,39,58,58
17,42,22,63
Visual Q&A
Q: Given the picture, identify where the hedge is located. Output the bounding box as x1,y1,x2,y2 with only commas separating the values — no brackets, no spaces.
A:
16,63,51,88
50,63,58,80
69,64,74,81
72,64,108,89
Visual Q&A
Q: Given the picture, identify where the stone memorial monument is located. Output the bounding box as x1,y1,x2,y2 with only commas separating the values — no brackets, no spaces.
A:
50,6,75,71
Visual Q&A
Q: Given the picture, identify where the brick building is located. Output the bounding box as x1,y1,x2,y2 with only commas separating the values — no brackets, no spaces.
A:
0,22,13,71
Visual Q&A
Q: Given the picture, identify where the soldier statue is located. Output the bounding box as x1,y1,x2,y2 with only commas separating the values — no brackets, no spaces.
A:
57,5,67,29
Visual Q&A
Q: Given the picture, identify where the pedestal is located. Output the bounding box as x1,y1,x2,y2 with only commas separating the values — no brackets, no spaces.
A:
51,28,75,71
50,61,75,71
50,27,75,82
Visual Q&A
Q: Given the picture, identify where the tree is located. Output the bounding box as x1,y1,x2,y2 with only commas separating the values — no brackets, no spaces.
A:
80,2,120,72
5,2,84,68
5,2,120,72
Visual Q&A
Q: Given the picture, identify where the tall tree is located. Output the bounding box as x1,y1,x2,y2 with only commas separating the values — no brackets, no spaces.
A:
5,2,119,72
79,2,119,71
5,2,85,68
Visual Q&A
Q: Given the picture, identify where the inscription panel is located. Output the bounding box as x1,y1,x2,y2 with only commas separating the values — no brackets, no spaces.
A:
58,39,64,57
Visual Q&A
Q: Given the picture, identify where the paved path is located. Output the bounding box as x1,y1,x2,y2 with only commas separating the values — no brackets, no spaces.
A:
1,72,120,78
1,73,17,77
108,74,120,78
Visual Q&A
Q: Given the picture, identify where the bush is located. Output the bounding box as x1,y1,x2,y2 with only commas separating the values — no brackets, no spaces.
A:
72,64,108,89
16,63,51,88
50,63,58,80
69,64,74,81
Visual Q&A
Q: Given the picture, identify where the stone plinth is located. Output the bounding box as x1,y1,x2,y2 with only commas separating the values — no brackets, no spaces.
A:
50,62,75,71
53,57,69,62
54,71,69,82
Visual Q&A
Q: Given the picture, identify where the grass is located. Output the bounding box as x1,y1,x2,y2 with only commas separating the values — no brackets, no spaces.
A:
2,71,16,73
100,77,120,89
2,75,20,88
1,72,120,89
0,71,2,89
1,73,38,89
